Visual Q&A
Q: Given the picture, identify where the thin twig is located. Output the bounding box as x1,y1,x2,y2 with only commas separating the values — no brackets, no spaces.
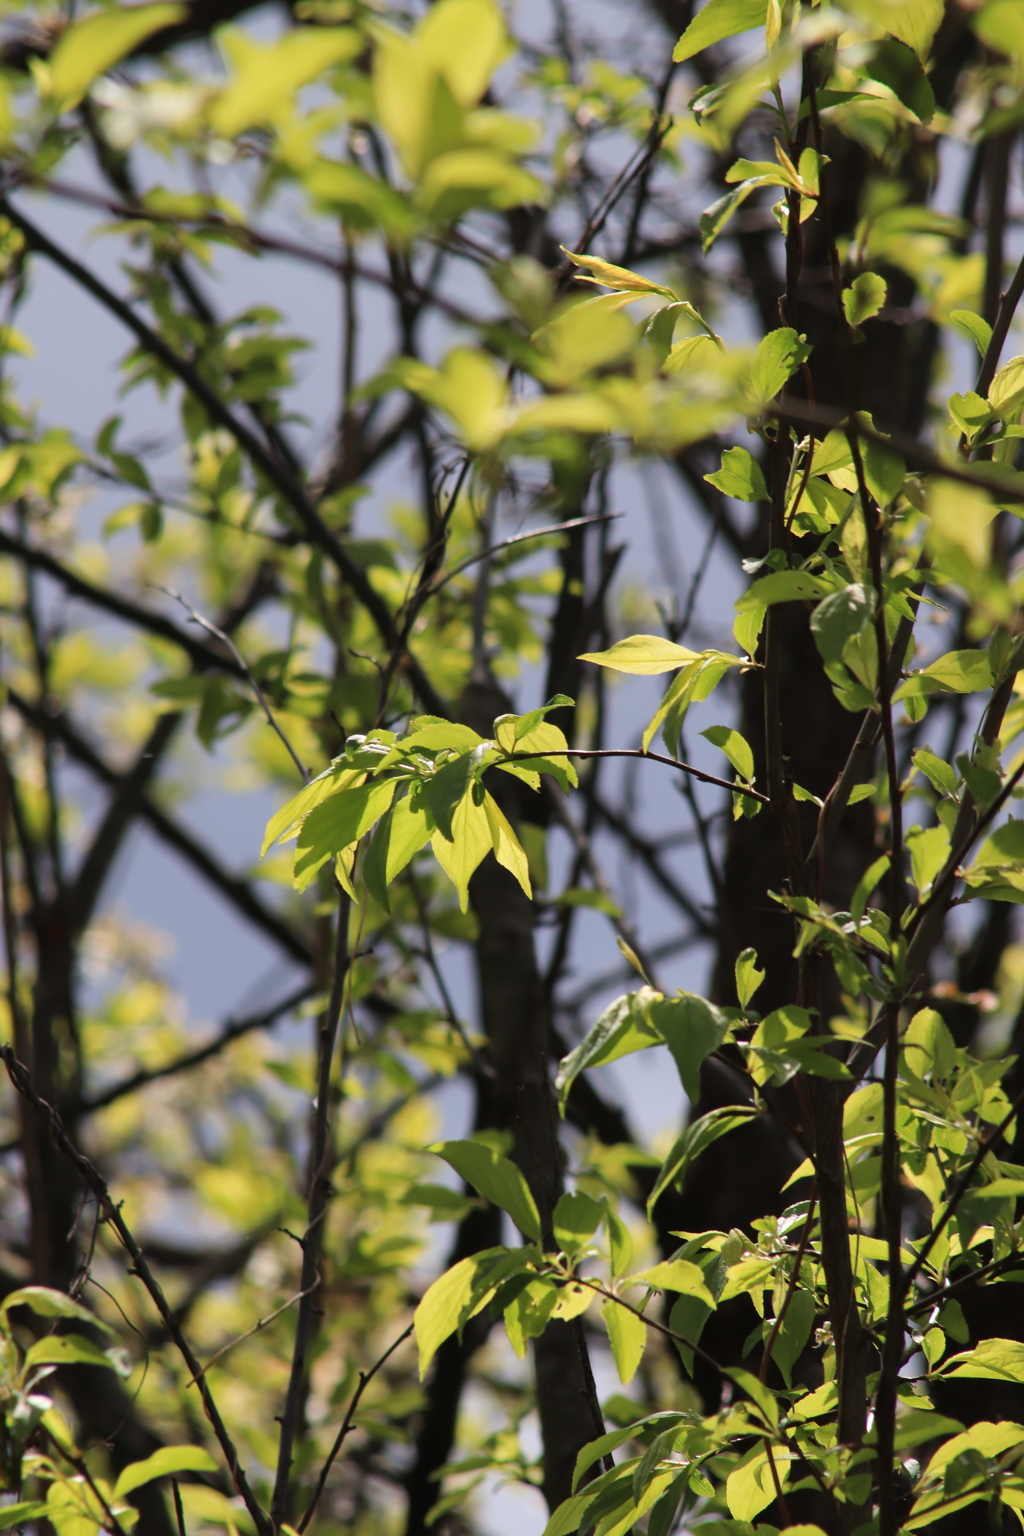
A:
426,512,621,598
155,586,309,784
510,747,769,803
297,1323,414,1531
189,1280,320,1385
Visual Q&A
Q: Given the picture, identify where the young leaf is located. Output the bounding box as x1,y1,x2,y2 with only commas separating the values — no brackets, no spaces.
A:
552,1190,603,1255
114,1447,218,1502
578,635,700,675
603,1298,646,1383
734,946,765,1010
704,446,767,502
747,327,812,407
912,748,958,799
905,824,951,899
646,1105,760,1217
430,1139,541,1239
951,309,993,358
23,1334,129,1376
647,992,731,1103
3,1286,117,1338
767,1287,815,1386
294,778,397,890
673,0,768,63
554,988,663,1111
843,272,887,327
938,1339,1024,1381
431,789,494,911
630,1259,715,1307
413,1248,506,1378
560,248,674,298
482,790,532,899
701,725,755,782
48,4,186,110
604,1203,634,1278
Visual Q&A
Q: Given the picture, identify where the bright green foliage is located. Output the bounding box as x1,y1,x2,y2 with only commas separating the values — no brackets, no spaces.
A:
4,0,1024,1532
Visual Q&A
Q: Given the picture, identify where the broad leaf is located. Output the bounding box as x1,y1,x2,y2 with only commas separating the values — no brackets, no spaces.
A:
704,446,767,502
747,328,812,407
603,1298,646,1384
578,635,700,675
555,988,663,1110
630,1259,715,1307
842,272,887,327
23,1334,129,1376
48,4,186,110
646,1105,760,1216
114,1446,218,1501
940,1340,1024,1382
673,0,769,62
430,1139,541,1239
647,992,730,1103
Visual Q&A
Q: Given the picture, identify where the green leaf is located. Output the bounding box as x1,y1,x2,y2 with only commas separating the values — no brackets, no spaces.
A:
554,988,663,1110
560,248,674,298
430,787,493,911
726,1446,790,1521
851,853,889,922
552,1191,603,1255
262,761,362,857
114,1446,218,1501
23,1333,129,1376
630,1259,715,1307
768,1287,815,1386
701,725,754,782
913,748,958,799
578,634,700,675
603,1298,646,1384
988,355,1024,418
842,272,887,327
208,27,362,138
413,1248,506,1378
0,1505,48,1530
3,1286,116,1338
647,992,731,1103
939,1339,1024,1382
747,327,812,407
430,1140,541,1239
294,778,397,890
673,0,768,62
48,4,186,110
951,310,993,359
646,1105,759,1217
699,183,762,253
905,824,951,899
736,569,834,620
704,446,767,502
895,650,995,699
810,582,877,669
862,38,935,124
604,1203,634,1278
734,946,765,1010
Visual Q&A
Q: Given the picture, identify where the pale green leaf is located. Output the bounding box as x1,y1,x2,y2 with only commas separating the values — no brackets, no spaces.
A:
24,1333,129,1376
647,992,730,1103
940,1340,1024,1382
905,824,951,899
3,1286,116,1338
553,1191,603,1255
578,634,700,675
701,724,754,781
554,988,663,1110
114,1446,218,1501
48,4,186,110
950,309,993,359
673,0,769,62
727,1447,791,1521
895,650,995,699
629,1259,715,1307
431,790,493,912
734,946,765,1010
843,272,887,328
646,1106,759,1217
413,1248,506,1377
209,28,362,138
747,327,812,407
560,248,674,298
603,1299,646,1384
703,445,767,501
430,1139,541,1239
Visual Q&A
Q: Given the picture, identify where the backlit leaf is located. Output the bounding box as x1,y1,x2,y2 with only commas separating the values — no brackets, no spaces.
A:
430,1139,541,1239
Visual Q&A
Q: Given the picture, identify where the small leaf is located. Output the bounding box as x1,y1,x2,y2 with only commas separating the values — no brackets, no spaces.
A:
560,248,674,298
647,992,730,1103
701,725,755,782
24,1334,129,1376
951,310,993,359
554,988,663,1110
734,947,765,1010
48,4,186,110
673,0,768,62
905,824,951,899
862,37,935,124
842,272,887,327
704,446,767,502
552,1191,603,1255
617,934,650,981
3,1286,116,1338
895,650,995,699
630,1259,715,1307
603,1298,646,1384
647,1105,759,1217
430,1140,541,1240
747,327,812,406
114,1447,218,1501
578,634,700,675
768,1287,815,1386
604,1204,633,1278
913,748,958,799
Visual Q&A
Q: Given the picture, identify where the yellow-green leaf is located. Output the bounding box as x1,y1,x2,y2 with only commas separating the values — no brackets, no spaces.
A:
603,1298,646,1384
673,0,768,62
579,634,700,676
429,1139,541,1239
48,4,186,111
114,1447,218,1502
629,1259,715,1308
